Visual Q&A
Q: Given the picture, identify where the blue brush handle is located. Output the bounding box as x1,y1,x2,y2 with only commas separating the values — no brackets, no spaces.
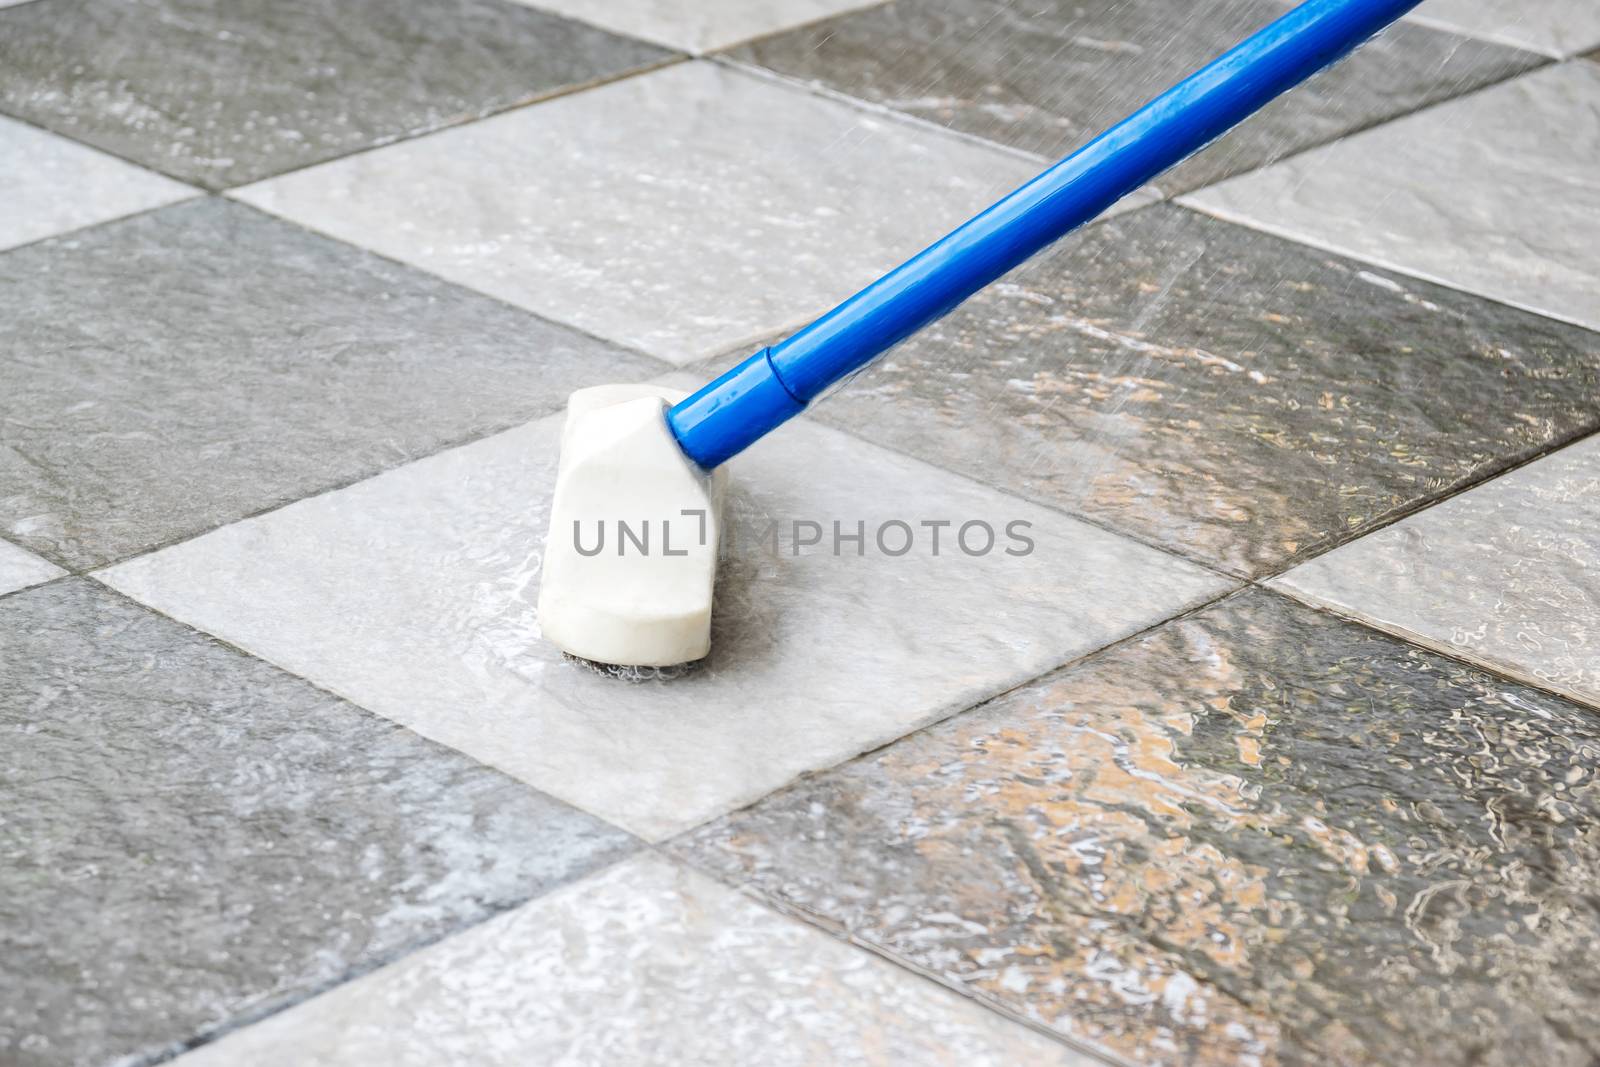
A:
667,0,1422,469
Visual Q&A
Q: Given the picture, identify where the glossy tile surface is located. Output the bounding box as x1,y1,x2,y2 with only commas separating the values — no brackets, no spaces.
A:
0,0,670,188
728,0,1539,194
516,0,886,53
1411,0,1600,56
1188,62,1600,333
0,579,635,1067
100,408,1229,841
0,114,194,251
680,589,1600,1067
1277,434,1600,709
175,855,1090,1067
0,198,655,570
810,205,1600,577
235,61,1037,364
0,539,63,597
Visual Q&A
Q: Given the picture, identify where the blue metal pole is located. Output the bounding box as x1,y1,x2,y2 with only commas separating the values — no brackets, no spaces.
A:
667,0,1423,469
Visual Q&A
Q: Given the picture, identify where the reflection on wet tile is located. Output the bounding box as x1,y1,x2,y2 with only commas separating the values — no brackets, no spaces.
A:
1188,62,1600,333
0,198,656,571
1411,0,1600,56
174,855,1089,1067
0,579,636,1067
0,115,195,251
0,0,670,188
100,406,1229,841
0,539,63,597
235,61,1036,365
1277,434,1600,709
515,0,886,53
809,205,1600,577
680,589,1600,1067
727,0,1539,194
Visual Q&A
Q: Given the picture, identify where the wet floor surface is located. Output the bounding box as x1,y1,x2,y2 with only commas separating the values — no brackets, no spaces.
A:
2,1,1599,1065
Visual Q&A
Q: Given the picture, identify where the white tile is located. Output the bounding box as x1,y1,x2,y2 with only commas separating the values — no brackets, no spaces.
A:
1185,63,1600,334
173,855,1093,1067
1274,434,1600,709
0,539,64,596
515,0,887,53
1410,0,1600,57
0,115,196,251
100,408,1228,840
233,61,1036,365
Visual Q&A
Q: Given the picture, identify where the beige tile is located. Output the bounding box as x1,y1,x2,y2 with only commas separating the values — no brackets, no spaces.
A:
0,539,63,596
100,409,1229,840
514,0,887,53
1410,0,1600,56
0,115,193,252
1187,63,1600,333
173,855,1094,1067
1275,433,1600,708
234,61,1037,365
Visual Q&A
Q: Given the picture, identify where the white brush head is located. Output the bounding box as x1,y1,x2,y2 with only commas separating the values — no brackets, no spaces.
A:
537,384,725,668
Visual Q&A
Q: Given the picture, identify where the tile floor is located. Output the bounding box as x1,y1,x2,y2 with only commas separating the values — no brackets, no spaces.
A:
3,0,1599,1065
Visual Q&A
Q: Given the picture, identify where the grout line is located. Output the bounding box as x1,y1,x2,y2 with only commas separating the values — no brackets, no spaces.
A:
140,848,649,1065
1174,194,1600,335
65,578,653,1066
61,392,614,575
654,584,1256,1065
18,195,674,578
804,399,1251,583
0,106,202,186
694,0,897,58
714,31,1550,208
664,581,1246,842
0,185,202,260
0,42,687,193
77,403,563,576
219,197,675,371
1164,48,1553,200
1250,421,1600,585
211,51,690,193
660,843,1139,1067
1256,582,1600,714
1401,10,1567,58
0,570,71,604
709,52,1055,167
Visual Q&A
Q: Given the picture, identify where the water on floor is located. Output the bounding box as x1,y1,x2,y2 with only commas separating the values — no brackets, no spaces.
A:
3,1,1599,1065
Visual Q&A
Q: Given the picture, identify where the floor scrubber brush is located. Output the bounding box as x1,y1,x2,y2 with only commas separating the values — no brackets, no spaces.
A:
537,0,1424,668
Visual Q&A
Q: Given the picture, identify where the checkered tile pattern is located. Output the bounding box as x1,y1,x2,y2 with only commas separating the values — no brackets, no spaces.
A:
2,1,1598,1065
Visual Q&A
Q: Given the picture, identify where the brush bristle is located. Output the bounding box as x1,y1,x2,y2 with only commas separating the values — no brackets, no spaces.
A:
563,653,702,682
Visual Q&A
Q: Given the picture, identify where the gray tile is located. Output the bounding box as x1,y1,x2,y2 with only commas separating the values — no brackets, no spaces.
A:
726,0,1541,195
0,197,657,571
0,114,195,252
1276,433,1600,709
679,589,1600,1067
0,578,636,1067
173,855,1094,1067
234,61,1038,365
1409,0,1600,57
512,0,887,53
99,405,1230,842
1187,62,1600,333
808,204,1600,577
0,539,63,597
0,0,672,189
